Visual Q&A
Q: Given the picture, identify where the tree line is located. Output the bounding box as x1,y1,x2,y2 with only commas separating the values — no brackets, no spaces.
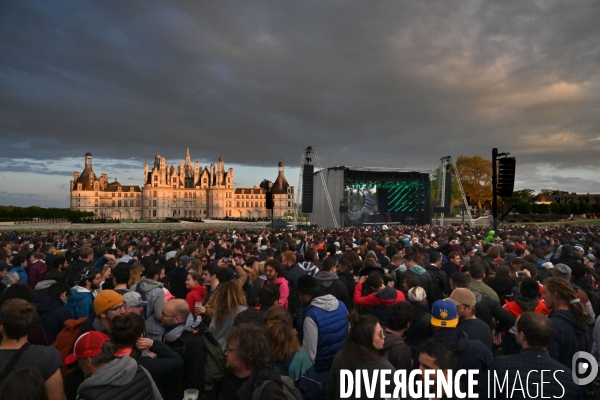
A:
0,206,94,221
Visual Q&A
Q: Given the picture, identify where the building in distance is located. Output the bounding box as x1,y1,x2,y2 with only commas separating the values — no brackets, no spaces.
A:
70,150,294,219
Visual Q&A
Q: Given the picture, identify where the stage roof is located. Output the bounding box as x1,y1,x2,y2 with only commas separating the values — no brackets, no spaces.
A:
325,166,432,175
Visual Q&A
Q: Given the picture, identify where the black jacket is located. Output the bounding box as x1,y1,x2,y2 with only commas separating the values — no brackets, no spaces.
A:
32,294,72,344
168,267,189,299
315,271,350,310
164,330,206,400
44,268,66,283
441,261,460,280
337,270,355,308
136,341,184,399
221,366,292,400
424,264,448,302
489,348,582,400
281,263,307,290
473,291,516,332
548,309,590,367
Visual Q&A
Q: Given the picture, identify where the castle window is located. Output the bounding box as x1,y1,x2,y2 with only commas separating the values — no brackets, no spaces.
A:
153,210,157,217
237,202,239,207
130,200,134,207
173,185,176,189
173,193,177,199
184,193,188,199
118,193,121,198
118,201,121,207
193,193,197,199
154,176,158,181
95,192,98,197
112,193,115,197
173,178,177,183
112,200,115,207
153,191,157,198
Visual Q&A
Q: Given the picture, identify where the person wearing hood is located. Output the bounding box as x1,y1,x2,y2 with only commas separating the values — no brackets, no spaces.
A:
335,257,355,306
9,254,28,285
542,277,590,367
353,272,405,328
130,264,165,341
161,299,206,400
168,255,191,300
315,256,349,309
296,275,348,392
66,267,101,319
27,251,47,289
32,282,72,344
424,251,449,303
70,331,163,400
403,253,435,302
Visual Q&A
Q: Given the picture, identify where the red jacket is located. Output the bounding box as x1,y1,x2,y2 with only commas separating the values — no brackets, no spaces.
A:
185,285,206,314
504,297,550,317
353,282,405,307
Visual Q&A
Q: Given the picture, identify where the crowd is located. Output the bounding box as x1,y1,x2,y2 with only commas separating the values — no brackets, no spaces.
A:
0,223,599,399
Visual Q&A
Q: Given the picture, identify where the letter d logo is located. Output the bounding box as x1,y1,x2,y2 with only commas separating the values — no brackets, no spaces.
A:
572,351,598,386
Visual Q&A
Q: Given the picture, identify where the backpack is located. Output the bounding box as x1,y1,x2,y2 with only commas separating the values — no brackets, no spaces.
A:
134,284,149,319
252,375,302,400
181,326,226,387
51,317,87,375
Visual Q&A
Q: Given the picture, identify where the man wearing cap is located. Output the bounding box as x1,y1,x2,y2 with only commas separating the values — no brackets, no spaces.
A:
430,299,494,373
297,274,348,391
80,289,126,335
449,288,494,351
69,331,162,400
66,267,102,319
122,291,147,316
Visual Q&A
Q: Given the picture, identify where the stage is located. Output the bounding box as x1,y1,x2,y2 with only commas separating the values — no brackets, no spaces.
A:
309,166,432,228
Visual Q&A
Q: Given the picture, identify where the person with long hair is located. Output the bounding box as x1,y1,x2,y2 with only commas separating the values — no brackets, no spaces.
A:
128,263,145,288
263,306,312,380
542,277,590,367
207,280,247,351
110,313,183,397
327,313,394,400
0,368,49,400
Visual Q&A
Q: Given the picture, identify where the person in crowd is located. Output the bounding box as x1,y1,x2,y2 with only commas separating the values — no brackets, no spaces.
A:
110,313,183,397
298,249,320,277
0,299,65,400
296,275,348,390
263,306,312,381
65,247,94,287
315,256,350,309
468,262,500,304
0,367,50,400
67,331,162,400
202,262,220,305
327,313,394,400
353,272,405,328
442,251,462,279
80,289,126,336
418,338,457,399
382,301,414,371
206,281,248,351
233,283,280,326
111,262,132,295
430,299,494,372
424,251,449,302
128,263,144,288
449,287,494,351
31,282,72,344
169,255,191,299
160,299,204,400
489,312,582,399
221,323,295,399
66,267,101,319
280,250,307,290
404,286,434,356
486,265,515,303
542,277,590,367
44,256,68,283
122,291,147,315
335,257,355,306
263,259,290,309
404,253,435,301
9,254,28,284
184,271,205,314
130,264,165,341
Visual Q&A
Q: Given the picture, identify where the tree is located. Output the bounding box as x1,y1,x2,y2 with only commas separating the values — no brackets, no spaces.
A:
512,189,536,201
455,155,492,211
539,189,570,196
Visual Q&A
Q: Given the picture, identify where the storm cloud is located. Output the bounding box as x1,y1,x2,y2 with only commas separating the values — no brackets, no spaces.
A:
1,0,600,206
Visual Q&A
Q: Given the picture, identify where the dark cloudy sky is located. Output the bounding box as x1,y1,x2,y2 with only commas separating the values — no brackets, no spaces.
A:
1,1,600,207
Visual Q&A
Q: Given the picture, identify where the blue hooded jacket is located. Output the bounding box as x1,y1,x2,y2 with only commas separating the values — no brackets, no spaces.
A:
65,287,94,319
9,266,28,285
